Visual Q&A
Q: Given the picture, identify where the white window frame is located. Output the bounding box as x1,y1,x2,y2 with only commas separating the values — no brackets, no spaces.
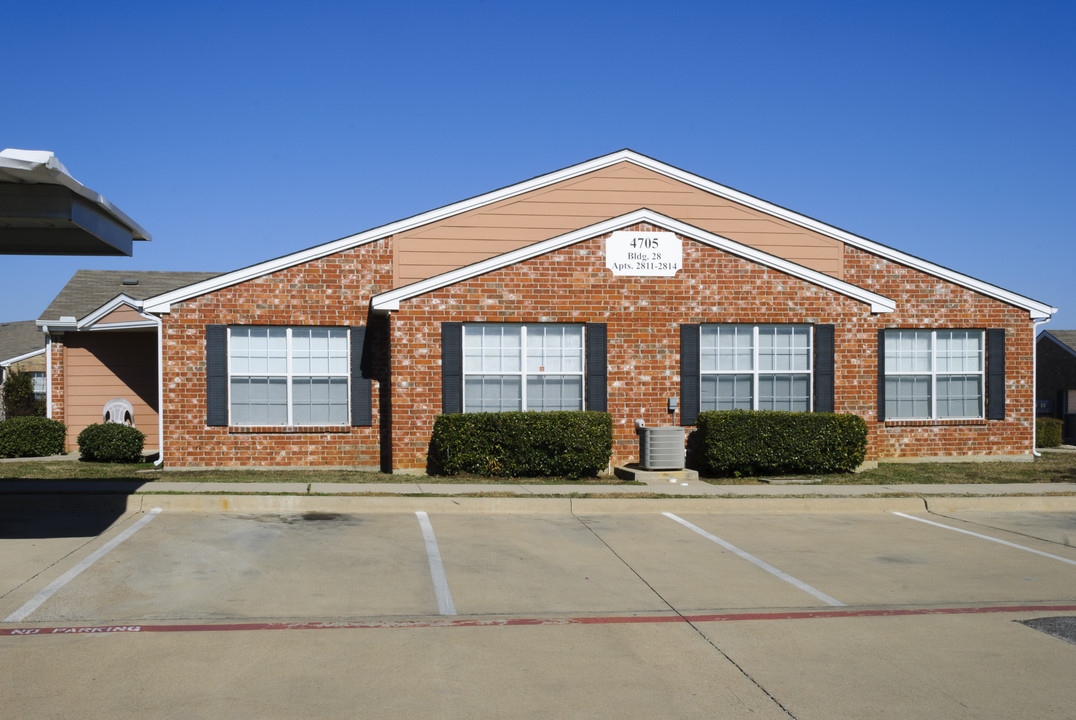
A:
884,329,985,420
699,324,813,412
227,327,351,426
29,371,46,400
462,324,585,412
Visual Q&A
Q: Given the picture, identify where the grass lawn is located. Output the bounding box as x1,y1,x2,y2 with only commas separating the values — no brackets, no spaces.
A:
1,451,1074,485
824,450,1076,485
0,458,630,484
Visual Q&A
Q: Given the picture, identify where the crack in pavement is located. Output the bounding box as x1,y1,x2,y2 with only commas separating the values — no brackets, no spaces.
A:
571,512,799,719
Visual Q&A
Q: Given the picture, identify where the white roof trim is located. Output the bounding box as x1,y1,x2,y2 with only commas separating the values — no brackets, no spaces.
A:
76,294,154,330
140,149,1053,319
35,295,156,333
370,209,896,313
0,347,46,367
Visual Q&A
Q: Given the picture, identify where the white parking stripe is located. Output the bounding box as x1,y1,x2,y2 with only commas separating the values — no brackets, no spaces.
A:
5,508,162,623
663,512,845,607
893,512,1076,567
415,511,457,616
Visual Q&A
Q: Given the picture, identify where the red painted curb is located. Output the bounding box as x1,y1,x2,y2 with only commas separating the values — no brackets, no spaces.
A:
5,604,1076,637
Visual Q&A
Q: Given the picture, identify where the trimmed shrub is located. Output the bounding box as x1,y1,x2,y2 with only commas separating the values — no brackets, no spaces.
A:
431,411,613,478
2,370,45,418
1036,418,1063,448
0,416,67,458
77,423,146,463
696,409,868,477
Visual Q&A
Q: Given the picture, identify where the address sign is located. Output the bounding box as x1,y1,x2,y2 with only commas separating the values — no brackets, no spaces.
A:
605,231,682,277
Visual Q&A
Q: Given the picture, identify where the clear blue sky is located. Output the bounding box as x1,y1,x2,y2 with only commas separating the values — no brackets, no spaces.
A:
4,0,1074,328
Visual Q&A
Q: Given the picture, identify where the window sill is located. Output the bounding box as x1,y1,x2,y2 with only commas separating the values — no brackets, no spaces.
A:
227,425,353,434
883,419,988,427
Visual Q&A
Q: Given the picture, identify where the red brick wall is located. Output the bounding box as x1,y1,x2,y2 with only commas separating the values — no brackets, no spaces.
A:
386,224,1035,471
842,245,1034,460
160,239,392,468
48,335,66,448
157,225,1035,471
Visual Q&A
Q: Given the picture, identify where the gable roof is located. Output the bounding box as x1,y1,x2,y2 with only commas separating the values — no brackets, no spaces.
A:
0,320,45,365
1040,330,1076,359
371,209,896,313
39,270,221,325
140,150,1055,319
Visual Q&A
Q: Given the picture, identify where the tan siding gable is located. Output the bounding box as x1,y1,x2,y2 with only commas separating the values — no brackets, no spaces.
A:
393,162,843,286
95,305,146,325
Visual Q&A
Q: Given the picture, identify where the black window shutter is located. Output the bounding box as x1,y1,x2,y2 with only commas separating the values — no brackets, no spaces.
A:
351,327,372,427
680,324,700,426
206,325,228,427
877,329,887,422
987,328,1006,420
585,323,608,412
814,324,835,413
442,322,463,414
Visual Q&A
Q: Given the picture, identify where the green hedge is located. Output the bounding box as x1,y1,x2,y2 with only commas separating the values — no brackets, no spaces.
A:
696,410,868,477
0,416,67,458
77,423,146,463
431,411,613,478
1036,418,1063,448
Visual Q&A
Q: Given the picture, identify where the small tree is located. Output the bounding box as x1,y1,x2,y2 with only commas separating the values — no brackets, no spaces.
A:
2,370,44,419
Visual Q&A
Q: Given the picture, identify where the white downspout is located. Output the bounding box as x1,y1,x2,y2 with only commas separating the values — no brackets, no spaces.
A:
1032,318,1050,458
153,314,165,467
44,331,52,420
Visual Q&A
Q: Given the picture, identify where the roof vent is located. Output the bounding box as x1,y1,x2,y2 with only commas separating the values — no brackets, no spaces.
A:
121,277,139,286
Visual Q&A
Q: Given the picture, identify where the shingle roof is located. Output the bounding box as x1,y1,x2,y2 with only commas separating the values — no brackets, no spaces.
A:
0,320,45,363
39,270,221,323
1043,330,1076,356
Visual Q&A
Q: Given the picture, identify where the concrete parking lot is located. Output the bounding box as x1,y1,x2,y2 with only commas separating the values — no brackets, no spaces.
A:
2,499,1075,719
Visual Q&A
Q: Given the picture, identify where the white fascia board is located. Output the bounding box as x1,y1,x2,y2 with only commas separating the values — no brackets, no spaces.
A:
0,348,46,367
37,320,76,332
139,149,1052,319
86,321,159,331
627,154,1056,319
371,209,896,314
140,152,644,313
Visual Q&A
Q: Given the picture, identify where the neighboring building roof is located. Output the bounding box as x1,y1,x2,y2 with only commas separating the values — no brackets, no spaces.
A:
371,209,896,313
141,150,1057,320
0,320,45,365
39,270,221,324
1040,330,1076,359
0,149,151,256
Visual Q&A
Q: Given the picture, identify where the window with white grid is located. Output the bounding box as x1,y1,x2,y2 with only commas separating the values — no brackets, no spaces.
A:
228,327,349,425
883,329,983,420
463,324,584,412
700,325,812,412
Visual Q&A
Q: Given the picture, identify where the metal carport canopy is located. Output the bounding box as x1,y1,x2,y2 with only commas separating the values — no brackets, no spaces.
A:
0,149,151,256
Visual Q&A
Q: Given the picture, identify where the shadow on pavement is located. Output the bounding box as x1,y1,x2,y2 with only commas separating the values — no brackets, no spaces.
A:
0,493,137,539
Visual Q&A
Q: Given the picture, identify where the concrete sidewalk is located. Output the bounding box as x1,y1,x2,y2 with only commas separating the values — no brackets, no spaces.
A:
2,478,1076,498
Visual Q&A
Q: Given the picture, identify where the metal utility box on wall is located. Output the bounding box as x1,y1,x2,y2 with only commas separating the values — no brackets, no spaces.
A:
639,426,686,470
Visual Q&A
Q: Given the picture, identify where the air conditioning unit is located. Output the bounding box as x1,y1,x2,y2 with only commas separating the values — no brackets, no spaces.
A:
639,426,686,470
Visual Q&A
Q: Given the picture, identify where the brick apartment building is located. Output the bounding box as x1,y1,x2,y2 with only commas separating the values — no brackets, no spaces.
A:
42,151,1056,471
